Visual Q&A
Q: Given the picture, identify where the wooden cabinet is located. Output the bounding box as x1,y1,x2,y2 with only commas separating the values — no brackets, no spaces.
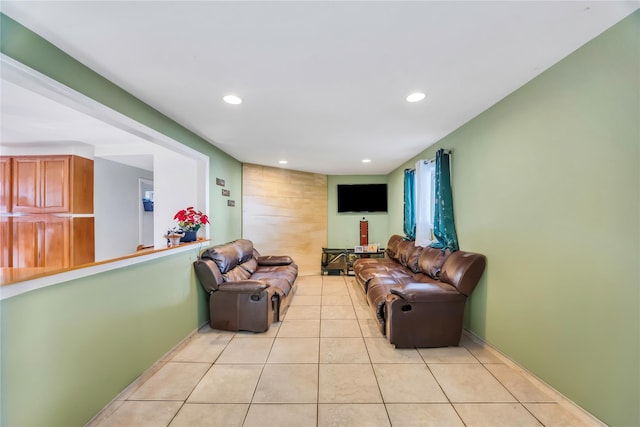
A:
10,155,93,214
1,155,95,270
9,216,94,268
0,157,10,213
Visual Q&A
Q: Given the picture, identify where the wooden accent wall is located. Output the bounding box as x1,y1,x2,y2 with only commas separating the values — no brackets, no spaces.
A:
243,164,327,275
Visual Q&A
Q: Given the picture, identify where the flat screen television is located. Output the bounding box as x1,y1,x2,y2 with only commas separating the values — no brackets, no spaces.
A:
337,184,388,213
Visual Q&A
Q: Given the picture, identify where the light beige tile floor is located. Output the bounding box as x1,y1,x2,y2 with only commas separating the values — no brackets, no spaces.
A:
88,275,604,427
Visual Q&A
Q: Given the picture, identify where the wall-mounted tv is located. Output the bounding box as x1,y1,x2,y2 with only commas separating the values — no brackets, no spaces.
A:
337,184,388,213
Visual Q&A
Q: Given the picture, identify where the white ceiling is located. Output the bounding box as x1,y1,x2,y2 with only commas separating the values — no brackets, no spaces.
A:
1,1,638,175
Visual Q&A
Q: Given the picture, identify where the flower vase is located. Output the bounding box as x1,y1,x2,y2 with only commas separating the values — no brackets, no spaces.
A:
166,234,182,247
180,230,197,242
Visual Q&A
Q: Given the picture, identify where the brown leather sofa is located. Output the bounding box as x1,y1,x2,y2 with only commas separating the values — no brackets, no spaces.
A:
193,239,298,332
353,235,486,348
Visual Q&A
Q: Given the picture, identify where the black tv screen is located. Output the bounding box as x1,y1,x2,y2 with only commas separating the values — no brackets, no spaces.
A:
337,184,388,213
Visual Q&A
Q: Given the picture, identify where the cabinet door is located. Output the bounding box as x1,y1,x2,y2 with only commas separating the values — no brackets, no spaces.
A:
71,217,94,266
12,157,40,213
41,157,70,212
41,217,70,268
12,217,40,268
0,157,10,213
0,216,10,267
11,216,70,268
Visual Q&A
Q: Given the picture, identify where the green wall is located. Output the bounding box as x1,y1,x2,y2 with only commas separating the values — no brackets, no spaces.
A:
1,251,202,426
388,11,639,427
327,175,389,248
0,13,243,426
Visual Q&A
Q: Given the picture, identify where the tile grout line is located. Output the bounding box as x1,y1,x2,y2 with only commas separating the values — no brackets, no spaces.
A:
347,274,394,427
171,331,237,426
479,360,547,426
420,354,469,426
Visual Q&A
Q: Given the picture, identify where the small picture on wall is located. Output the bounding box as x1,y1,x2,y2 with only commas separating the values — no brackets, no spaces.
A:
354,246,364,253
227,200,235,207
222,189,230,197
216,178,226,187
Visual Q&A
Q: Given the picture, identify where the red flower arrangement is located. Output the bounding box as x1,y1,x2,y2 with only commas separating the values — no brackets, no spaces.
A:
173,206,210,232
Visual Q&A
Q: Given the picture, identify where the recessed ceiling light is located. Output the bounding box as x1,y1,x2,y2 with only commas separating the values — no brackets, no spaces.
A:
279,160,288,164
362,159,371,163
406,92,426,103
223,95,242,105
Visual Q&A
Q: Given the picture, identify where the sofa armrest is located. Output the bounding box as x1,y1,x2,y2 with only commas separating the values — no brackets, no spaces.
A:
257,255,294,266
439,251,487,296
389,282,466,303
193,258,224,294
218,280,269,293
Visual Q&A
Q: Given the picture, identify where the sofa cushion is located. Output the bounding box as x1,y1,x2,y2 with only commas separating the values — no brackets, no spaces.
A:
223,265,251,282
353,257,396,276
366,274,404,296
202,245,239,274
257,255,294,266
417,247,451,279
234,239,256,263
252,266,297,288
385,235,403,261
262,277,292,297
353,263,393,285
240,258,258,274
396,240,423,273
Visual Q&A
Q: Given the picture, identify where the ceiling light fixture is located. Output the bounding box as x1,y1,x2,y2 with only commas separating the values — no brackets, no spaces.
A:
279,160,288,164
362,159,371,163
223,95,243,105
406,92,426,103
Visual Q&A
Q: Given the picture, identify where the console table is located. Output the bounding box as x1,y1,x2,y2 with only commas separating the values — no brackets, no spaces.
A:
321,248,385,275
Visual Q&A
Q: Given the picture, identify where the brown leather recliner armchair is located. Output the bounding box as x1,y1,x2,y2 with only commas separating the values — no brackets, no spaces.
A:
194,239,298,332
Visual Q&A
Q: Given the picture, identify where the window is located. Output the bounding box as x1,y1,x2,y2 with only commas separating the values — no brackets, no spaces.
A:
414,159,435,247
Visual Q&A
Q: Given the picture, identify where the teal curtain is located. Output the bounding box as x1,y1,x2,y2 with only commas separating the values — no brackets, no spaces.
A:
403,168,416,240
430,149,459,251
